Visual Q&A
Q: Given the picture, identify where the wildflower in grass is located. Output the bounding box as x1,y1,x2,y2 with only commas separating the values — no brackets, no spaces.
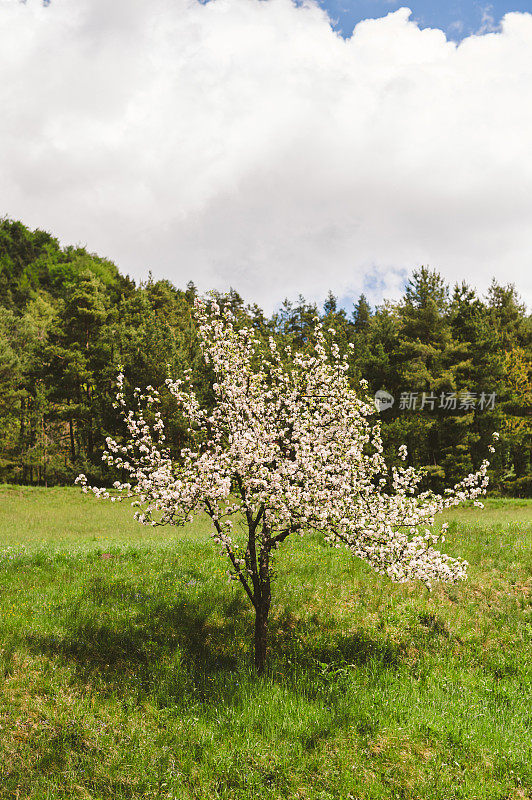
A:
77,297,497,674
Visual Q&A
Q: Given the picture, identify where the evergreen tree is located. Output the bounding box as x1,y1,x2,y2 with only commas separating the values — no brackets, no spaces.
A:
0,217,530,494
323,290,338,317
352,293,372,336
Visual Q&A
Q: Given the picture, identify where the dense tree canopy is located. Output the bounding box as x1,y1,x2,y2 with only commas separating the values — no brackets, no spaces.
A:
1,217,531,494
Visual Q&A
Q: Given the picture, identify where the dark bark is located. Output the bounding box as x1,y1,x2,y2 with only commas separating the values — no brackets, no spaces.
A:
87,386,93,457
208,484,274,675
69,416,75,462
254,597,270,675
205,498,255,607
87,416,93,457
254,535,271,675
19,397,27,482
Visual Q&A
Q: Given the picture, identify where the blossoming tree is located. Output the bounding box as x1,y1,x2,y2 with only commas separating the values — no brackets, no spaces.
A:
77,299,496,674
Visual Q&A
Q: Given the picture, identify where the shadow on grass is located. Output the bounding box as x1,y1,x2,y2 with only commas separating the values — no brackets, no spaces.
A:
25,579,406,701
26,591,249,695
270,609,405,674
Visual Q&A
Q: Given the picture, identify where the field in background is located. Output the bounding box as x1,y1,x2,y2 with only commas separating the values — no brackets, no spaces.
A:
0,487,531,800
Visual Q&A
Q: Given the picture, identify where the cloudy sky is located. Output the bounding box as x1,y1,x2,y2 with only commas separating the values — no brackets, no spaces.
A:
1,0,531,312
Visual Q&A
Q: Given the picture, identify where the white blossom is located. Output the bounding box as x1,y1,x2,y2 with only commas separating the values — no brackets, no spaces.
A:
78,299,495,598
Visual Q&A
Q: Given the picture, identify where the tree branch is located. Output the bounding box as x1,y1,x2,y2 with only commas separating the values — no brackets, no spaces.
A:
271,523,300,546
205,499,256,607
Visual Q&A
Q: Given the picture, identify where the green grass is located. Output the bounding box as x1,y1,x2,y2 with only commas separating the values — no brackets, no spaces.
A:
0,486,531,800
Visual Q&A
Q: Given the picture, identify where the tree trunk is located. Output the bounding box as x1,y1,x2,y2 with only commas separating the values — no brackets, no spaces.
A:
254,541,271,675
69,417,75,463
254,600,269,675
20,397,26,483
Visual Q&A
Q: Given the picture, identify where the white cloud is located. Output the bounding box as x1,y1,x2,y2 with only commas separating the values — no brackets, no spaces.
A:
1,0,531,311
477,4,499,34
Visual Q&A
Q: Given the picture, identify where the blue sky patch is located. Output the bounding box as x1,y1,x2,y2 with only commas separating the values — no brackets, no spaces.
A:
317,0,532,40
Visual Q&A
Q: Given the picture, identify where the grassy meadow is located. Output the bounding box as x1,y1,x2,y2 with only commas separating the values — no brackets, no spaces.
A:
0,486,531,800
